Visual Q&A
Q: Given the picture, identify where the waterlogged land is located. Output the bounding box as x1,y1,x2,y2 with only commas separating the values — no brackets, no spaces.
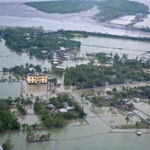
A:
0,28,150,150
0,1,150,37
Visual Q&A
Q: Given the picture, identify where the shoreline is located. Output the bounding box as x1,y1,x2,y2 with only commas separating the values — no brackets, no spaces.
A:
0,2,150,38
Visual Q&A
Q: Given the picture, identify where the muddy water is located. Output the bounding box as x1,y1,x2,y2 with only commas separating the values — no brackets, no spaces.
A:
0,2,150,37
0,35,150,150
0,35,150,97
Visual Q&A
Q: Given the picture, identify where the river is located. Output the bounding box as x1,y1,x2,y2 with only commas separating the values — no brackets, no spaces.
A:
0,1,150,37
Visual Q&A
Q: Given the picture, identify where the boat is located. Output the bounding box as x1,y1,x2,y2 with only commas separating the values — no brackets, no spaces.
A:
137,131,142,136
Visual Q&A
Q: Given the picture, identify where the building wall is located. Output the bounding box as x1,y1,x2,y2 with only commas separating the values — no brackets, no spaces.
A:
27,74,48,84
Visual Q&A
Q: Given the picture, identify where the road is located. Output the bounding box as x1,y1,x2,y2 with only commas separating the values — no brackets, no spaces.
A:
76,81,150,93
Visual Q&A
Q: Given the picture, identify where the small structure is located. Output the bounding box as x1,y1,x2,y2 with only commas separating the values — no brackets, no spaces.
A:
46,104,55,109
59,108,68,113
66,106,75,111
27,72,48,84
60,47,66,51
137,131,142,136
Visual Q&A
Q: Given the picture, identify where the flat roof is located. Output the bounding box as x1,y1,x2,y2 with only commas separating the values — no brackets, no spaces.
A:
27,73,47,76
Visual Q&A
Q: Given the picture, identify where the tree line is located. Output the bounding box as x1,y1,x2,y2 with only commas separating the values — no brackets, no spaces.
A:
64,53,150,89
0,99,20,132
34,95,86,128
3,27,81,60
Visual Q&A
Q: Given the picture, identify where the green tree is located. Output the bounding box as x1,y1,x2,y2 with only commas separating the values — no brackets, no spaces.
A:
125,115,130,125
2,139,12,150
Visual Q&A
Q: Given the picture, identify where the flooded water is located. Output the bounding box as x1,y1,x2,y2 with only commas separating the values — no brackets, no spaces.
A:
0,1,150,147
0,115,150,150
0,35,150,98
134,14,150,28
0,82,20,98
0,39,51,70
74,36,150,59
0,1,150,37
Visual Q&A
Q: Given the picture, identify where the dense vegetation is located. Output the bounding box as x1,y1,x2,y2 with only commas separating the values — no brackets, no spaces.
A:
0,99,20,132
64,54,150,89
61,30,150,42
81,85,150,108
95,0,148,21
25,1,95,14
3,64,42,79
34,95,86,128
3,27,81,59
50,95,86,118
16,104,27,115
25,0,149,22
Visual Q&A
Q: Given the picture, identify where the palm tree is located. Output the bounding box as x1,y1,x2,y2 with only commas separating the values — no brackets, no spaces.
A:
125,115,130,125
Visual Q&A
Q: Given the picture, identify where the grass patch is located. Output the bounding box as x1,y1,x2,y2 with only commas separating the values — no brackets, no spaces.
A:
121,124,150,129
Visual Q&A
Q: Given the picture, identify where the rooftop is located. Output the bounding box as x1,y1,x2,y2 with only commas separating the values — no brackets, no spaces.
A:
27,72,47,77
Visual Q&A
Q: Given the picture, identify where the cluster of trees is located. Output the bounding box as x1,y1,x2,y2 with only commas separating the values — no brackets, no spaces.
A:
81,85,150,109
9,96,32,105
51,66,64,76
0,96,33,132
0,99,20,132
95,0,148,21
50,95,86,118
121,86,150,99
64,54,150,89
16,104,27,115
34,98,66,128
107,86,150,104
2,139,13,150
3,64,42,78
87,96,110,108
34,95,86,128
3,27,81,60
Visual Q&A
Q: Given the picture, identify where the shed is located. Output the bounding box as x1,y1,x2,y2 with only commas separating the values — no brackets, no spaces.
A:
46,104,55,109
59,108,67,113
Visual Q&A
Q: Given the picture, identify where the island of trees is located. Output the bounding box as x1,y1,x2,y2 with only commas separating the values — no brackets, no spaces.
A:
3,27,81,60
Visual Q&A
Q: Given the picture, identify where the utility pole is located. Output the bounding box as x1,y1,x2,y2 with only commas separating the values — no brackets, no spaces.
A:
47,80,51,99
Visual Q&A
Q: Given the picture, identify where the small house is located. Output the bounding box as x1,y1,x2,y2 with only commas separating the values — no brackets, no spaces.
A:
46,104,55,109
59,108,67,113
